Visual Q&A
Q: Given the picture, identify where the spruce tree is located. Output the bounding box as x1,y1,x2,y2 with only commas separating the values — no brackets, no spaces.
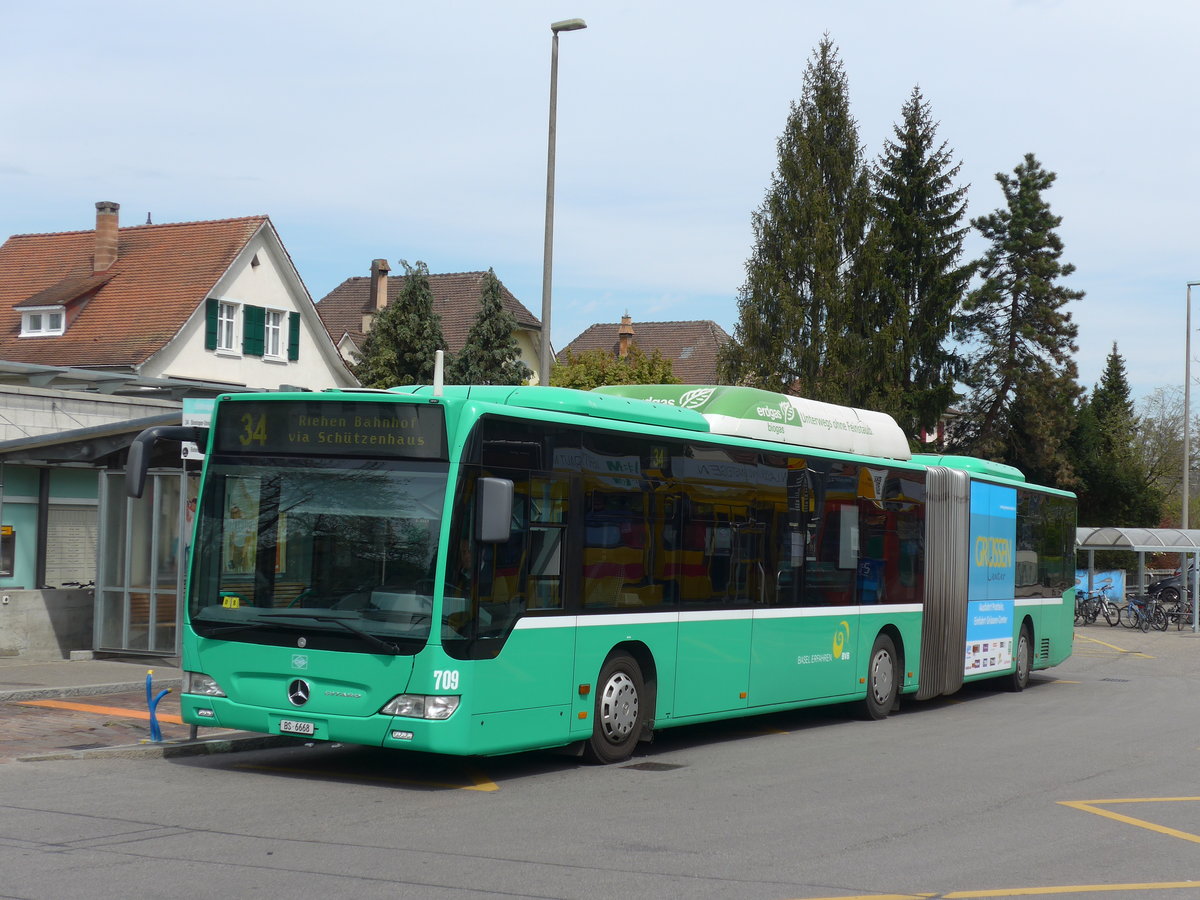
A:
955,154,1083,485
352,260,447,389
1075,344,1163,526
871,86,972,439
719,36,873,403
448,269,532,385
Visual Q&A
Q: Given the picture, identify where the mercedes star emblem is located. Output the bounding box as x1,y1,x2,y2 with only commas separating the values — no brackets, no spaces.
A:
287,679,310,706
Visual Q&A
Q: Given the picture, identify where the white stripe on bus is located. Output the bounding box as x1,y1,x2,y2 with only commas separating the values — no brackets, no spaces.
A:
514,603,926,630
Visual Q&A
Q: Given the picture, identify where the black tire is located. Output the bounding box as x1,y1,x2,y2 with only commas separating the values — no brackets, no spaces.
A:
582,653,645,765
1103,601,1121,627
1151,607,1169,632
861,634,898,720
1120,604,1140,628
1007,624,1033,692
1160,586,1182,606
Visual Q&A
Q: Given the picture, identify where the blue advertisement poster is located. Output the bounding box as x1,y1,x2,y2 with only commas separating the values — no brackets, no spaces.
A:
1074,570,1125,600
965,482,1017,675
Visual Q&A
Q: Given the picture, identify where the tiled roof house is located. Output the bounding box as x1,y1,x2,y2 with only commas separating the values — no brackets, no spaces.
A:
0,201,356,390
316,259,543,381
559,314,732,384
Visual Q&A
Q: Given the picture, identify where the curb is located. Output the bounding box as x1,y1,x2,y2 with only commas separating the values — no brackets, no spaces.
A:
16,732,299,763
0,678,183,703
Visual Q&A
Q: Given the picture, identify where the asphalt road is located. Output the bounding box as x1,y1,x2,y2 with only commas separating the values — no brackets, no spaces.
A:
2,626,1199,899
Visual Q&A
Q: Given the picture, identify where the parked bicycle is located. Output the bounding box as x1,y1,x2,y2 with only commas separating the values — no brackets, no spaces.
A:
1075,586,1121,626
1119,594,1168,632
1162,596,1196,631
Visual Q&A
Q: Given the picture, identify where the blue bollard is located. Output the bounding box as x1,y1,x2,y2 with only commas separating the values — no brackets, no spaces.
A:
145,669,171,743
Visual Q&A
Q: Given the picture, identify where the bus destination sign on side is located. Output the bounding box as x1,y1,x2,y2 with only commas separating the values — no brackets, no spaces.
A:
214,401,447,460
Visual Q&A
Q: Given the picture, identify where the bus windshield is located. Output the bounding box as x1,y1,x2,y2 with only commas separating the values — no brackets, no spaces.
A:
188,457,448,653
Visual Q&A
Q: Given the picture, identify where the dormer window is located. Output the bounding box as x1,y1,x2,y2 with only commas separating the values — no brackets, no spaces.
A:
20,306,66,337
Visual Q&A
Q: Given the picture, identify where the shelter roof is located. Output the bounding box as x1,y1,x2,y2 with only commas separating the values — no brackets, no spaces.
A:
1076,527,1200,552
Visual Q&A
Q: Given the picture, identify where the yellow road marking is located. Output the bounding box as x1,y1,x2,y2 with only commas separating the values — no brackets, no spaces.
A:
1073,633,1154,658
17,698,183,725
234,762,499,792
796,882,1200,899
1059,797,1200,844
795,798,1200,898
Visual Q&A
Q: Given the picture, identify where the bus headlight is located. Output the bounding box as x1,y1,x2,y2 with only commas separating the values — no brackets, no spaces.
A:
380,694,460,720
183,671,226,697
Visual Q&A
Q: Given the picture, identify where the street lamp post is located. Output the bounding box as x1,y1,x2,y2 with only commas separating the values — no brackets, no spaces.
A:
539,17,587,386
1185,281,1200,529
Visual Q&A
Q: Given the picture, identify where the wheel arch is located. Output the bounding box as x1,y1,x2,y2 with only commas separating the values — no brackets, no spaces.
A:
1019,612,1035,662
876,623,906,681
604,640,657,737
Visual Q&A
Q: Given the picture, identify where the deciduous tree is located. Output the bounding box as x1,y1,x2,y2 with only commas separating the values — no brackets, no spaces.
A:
551,345,678,392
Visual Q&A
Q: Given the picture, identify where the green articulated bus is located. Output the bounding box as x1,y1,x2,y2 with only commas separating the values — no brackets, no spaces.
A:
128,383,1076,764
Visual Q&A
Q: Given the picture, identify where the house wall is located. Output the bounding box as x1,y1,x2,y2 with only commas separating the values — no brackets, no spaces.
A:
516,329,541,385
149,231,355,390
1,467,99,590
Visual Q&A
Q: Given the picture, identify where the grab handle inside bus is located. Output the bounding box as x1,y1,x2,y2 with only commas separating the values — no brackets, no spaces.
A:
476,477,513,543
126,425,208,498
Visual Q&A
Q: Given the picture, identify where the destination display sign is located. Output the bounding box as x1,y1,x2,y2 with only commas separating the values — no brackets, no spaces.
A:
213,400,447,460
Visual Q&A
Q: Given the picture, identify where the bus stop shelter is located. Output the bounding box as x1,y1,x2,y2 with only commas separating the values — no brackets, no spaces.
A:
1075,527,1200,632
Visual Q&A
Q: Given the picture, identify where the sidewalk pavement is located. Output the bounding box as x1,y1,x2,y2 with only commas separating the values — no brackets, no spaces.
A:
0,654,182,702
0,655,290,763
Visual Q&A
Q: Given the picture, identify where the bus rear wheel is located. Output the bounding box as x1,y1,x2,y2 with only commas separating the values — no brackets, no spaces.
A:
861,634,898,720
582,653,645,765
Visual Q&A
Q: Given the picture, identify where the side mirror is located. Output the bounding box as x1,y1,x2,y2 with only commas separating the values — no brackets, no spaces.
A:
126,425,208,498
476,477,513,543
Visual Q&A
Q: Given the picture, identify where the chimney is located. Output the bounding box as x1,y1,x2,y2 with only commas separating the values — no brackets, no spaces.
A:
94,201,119,273
618,312,634,359
370,259,391,311
363,259,391,332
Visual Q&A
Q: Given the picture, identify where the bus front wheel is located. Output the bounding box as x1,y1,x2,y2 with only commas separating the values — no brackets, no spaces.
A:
861,634,898,720
583,653,645,765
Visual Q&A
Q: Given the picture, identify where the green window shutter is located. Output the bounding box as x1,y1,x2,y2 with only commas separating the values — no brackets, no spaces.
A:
287,311,300,361
242,305,265,356
204,298,218,351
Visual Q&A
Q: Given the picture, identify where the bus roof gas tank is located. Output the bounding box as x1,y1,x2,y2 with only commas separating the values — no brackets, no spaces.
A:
594,385,912,461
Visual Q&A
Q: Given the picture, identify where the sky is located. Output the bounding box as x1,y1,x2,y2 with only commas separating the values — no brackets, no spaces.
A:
2,1,1197,399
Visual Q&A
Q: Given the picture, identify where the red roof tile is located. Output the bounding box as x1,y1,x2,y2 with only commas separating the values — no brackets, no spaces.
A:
316,271,540,354
560,319,732,383
0,216,266,367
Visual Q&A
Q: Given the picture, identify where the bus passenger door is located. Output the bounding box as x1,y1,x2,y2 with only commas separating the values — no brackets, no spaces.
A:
673,509,754,719
750,465,859,706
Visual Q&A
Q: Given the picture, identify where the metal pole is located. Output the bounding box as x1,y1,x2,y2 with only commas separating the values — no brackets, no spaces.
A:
538,18,586,387
538,31,560,386
1186,283,1194,529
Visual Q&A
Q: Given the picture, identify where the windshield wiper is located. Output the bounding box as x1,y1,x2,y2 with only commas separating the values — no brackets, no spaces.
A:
258,612,403,655
198,619,273,637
